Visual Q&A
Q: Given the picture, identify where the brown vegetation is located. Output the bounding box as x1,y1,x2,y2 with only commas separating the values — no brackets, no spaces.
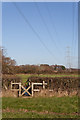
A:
2,89,18,97
29,76,79,97
1,47,78,75
2,75,21,89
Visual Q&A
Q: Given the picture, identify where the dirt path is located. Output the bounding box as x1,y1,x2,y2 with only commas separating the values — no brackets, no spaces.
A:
2,108,79,116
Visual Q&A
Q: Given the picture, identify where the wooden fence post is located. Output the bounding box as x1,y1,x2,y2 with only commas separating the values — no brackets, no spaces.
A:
43,81,45,89
11,81,12,90
32,82,33,97
19,82,21,97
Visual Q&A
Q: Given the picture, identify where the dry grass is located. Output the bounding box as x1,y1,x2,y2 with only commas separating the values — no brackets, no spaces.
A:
34,89,78,97
2,89,18,97
2,88,78,98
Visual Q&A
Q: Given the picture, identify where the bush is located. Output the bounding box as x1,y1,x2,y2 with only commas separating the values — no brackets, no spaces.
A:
29,76,79,92
2,75,21,89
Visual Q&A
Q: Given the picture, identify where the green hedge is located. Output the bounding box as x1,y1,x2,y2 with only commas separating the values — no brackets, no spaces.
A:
2,75,21,89
29,76,79,91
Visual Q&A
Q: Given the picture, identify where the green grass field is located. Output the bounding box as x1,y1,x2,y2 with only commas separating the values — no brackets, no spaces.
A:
2,96,79,118
17,73,78,84
2,74,79,118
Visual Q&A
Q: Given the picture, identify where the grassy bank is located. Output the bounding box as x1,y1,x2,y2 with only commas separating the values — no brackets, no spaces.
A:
2,96,78,118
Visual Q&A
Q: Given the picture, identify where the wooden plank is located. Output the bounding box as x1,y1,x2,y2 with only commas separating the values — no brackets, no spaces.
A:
32,83,33,97
21,90,31,96
43,81,47,89
33,89,40,92
32,82,47,96
33,83,43,85
25,90,31,96
21,85,25,90
21,91,26,96
22,89,31,96
4,85,8,90
21,85,31,96
19,83,21,97
43,81,45,89
26,85,31,91
11,81,12,90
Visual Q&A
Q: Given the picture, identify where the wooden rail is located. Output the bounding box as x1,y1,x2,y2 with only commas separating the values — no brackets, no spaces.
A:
32,81,47,96
11,81,47,97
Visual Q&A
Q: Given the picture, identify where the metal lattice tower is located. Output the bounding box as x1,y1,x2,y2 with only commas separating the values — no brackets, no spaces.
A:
66,46,72,69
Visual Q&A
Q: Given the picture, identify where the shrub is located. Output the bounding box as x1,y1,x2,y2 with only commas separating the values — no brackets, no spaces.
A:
2,75,21,89
29,76,79,92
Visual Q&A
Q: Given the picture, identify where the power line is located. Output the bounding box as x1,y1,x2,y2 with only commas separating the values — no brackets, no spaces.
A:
71,2,78,68
66,46,72,68
34,2,60,52
44,3,63,52
13,2,59,63
73,2,78,57
72,2,74,56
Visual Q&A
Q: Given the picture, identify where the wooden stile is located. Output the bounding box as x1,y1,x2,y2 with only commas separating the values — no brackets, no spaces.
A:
11,80,47,97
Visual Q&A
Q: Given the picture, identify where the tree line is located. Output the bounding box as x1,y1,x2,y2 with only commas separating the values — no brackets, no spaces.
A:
1,47,73,75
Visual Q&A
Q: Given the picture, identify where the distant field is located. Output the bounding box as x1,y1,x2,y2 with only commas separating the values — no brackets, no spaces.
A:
17,74,79,84
2,96,78,118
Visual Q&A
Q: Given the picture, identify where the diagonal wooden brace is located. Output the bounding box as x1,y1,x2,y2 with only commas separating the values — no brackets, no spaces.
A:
21,85,31,96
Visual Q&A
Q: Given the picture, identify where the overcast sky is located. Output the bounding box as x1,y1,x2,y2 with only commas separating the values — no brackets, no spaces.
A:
2,2,78,68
